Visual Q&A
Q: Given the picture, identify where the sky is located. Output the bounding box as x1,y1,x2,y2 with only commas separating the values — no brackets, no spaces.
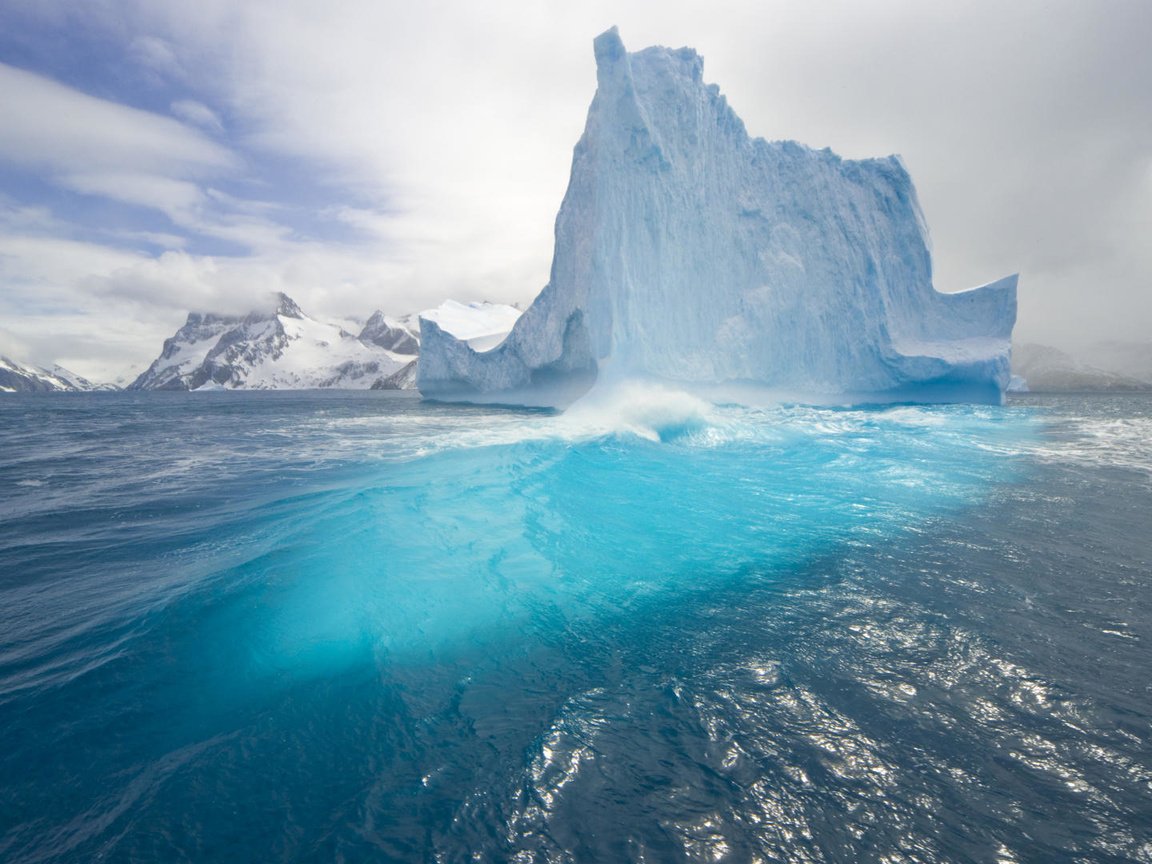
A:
0,0,1149,382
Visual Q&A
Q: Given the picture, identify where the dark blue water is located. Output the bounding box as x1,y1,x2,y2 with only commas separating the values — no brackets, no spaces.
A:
1,389,1149,862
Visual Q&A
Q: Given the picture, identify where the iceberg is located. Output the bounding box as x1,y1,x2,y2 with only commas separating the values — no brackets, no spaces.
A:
418,28,1017,407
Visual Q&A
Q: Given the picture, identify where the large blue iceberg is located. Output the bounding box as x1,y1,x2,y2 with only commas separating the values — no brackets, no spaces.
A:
418,28,1017,407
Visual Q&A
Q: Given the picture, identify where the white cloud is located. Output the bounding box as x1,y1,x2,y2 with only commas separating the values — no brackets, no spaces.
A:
0,232,159,377
0,196,59,233
0,61,235,176
4,309,172,385
0,234,145,300
122,0,593,303
171,99,225,134
0,325,33,363
129,35,188,83
59,172,205,217
0,65,310,256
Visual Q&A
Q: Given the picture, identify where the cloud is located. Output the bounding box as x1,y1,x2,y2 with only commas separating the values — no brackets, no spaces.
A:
3,309,173,386
0,61,317,260
86,243,415,319
0,195,58,233
128,34,187,83
171,99,225,134
110,0,591,298
0,234,145,304
0,61,235,176
58,171,205,217
0,326,33,363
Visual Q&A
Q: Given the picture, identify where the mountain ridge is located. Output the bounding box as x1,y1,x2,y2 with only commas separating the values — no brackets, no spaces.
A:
0,355,115,393
128,292,416,391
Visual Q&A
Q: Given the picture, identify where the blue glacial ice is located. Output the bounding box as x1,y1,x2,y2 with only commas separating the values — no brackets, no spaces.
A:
418,28,1017,407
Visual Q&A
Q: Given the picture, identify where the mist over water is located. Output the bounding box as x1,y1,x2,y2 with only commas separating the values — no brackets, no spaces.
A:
1,390,1149,862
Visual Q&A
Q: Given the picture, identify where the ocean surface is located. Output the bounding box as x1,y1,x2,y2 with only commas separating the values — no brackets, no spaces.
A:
1,388,1149,863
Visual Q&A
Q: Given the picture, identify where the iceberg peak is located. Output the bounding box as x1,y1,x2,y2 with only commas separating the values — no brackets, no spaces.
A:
418,31,1017,407
593,26,626,70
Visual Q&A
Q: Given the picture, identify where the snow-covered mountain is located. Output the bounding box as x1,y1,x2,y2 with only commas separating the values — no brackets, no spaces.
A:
358,311,419,354
1011,343,1152,392
129,294,522,392
130,293,416,391
361,301,520,390
0,356,112,393
371,360,418,390
419,28,1016,407
1084,341,1152,384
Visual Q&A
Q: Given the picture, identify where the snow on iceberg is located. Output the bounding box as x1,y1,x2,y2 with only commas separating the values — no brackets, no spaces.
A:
418,28,1017,407
419,300,522,352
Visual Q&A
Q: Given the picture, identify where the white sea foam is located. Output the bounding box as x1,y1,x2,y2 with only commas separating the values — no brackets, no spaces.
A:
559,380,715,443
1039,415,1152,478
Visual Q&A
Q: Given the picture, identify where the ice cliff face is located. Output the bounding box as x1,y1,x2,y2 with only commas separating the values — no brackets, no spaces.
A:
130,293,416,391
418,28,1017,406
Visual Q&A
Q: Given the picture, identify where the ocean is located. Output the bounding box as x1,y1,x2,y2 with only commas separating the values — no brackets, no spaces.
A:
1,389,1149,862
